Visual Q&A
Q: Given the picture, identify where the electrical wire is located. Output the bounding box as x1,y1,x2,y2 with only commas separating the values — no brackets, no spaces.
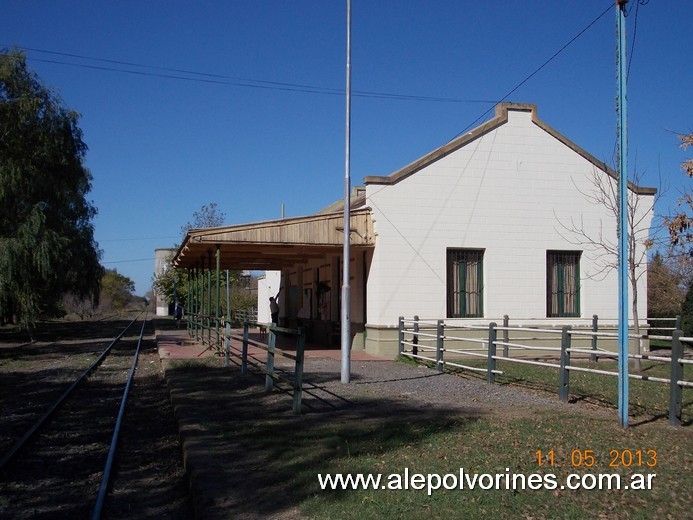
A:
627,0,647,81
449,3,614,141
364,2,618,272
99,235,178,242
8,45,495,104
102,258,154,264
5,1,619,111
611,0,649,169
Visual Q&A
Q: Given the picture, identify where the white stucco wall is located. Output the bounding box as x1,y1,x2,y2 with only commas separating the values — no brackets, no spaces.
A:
365,107,653,328
154,248,175,316
257,271,281,325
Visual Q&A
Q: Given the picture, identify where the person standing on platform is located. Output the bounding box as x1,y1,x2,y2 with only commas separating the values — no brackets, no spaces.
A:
174,302,183,328
269,287,282,325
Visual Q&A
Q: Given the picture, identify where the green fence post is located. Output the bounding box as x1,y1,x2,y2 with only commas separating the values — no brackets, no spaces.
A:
266,326,276,392
215,245,220,352
675,315,682,332
195,262,199,342
559,326,572,401
487,322,497,383
398,316,404,356
413,315,420,357
293,327,306,415
226,270,231,322
207,250,212,349
186,269,191,335
669,330,684,426
241,320,249,375
191,266,196,339
591,314,599,362
225,321,231,368
198,260,204,343
503,315,509,357
436,319,444,372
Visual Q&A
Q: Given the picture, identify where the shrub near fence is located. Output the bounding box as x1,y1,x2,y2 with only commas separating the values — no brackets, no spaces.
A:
647,316,682,348
399,316,692,425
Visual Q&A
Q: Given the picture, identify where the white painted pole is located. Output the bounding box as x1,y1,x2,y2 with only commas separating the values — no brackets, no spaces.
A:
341,0,352,384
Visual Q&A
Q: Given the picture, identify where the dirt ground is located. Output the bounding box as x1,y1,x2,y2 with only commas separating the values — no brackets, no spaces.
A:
2,318,686,519
161,349,589,519
0,319,192,519
0,317,600,519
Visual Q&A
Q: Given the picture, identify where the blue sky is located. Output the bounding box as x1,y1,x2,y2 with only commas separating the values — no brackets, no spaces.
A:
2,1,691,295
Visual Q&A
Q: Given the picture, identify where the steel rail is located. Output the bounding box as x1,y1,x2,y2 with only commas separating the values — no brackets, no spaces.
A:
491,356,562,369
92,317,147,520
442,336,488,345
443,360,502,374
0,314,142,470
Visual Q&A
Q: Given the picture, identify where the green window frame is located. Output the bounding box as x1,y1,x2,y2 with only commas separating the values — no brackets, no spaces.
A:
447,249,484,318
547,251,581,317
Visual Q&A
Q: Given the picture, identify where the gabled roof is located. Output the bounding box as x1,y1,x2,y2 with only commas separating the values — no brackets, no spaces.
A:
317,186,367,214
172,207,374,270
363,102,657,196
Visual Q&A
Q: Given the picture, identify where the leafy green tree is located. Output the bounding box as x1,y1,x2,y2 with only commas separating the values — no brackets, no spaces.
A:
153,265,254,318
100,269,136,310
180,202,226,240
153,263,188,308
0,50,102,327
647,252,685,318
681,282,693,337
155,202,228,309
155,203,257,319
62,269,137,317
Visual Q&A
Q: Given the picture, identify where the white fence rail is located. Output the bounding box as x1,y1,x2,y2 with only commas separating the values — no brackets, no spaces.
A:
398,315,691,426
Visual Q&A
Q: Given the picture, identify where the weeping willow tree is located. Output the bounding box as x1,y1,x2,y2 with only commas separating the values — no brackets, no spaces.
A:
0,50,102,328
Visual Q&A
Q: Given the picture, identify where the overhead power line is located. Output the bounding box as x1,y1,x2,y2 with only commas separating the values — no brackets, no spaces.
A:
102,258,154,264
6,1,625,138
450,3,614,140
99,235,179,243
7,44,495,104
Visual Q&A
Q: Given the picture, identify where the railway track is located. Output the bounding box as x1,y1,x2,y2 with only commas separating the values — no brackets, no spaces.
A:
0,315,191,519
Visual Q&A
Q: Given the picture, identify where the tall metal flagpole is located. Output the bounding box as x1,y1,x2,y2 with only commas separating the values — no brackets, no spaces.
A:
341,0,352,384
616,0,629,427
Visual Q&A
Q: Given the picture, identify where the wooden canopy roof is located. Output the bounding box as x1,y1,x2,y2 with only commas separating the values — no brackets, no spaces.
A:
172,207,374,271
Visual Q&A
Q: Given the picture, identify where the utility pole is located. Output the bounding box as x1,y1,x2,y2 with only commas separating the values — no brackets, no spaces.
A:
341,0,352,384
616,0,629,427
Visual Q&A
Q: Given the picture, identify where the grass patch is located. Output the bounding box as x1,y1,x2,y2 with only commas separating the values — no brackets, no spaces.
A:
297,360,690,517
445,358,691,423
296,410,691,519
0,358,32,369
168,355,691,518
396,354,423,367
208,403,691,518
173,365,691,519
649,339,673,349
167,358,221,370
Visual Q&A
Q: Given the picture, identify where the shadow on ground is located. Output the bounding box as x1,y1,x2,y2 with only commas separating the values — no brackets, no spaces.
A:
0,319,141,346
165,365,485,520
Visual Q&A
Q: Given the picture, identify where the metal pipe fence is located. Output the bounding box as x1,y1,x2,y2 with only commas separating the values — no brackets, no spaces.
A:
184,309,306,414
224,320,306,415
398,315,692,426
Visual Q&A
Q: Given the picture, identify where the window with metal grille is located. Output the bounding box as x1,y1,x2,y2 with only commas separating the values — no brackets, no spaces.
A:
546,251,581,317
447,249,484,318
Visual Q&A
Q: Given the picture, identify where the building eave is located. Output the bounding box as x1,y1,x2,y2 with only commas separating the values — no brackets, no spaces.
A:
363,102,657,196
172,207,374,271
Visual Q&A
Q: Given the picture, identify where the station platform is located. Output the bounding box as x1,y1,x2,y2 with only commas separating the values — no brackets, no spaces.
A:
153,322,388,518
156,326,386,362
